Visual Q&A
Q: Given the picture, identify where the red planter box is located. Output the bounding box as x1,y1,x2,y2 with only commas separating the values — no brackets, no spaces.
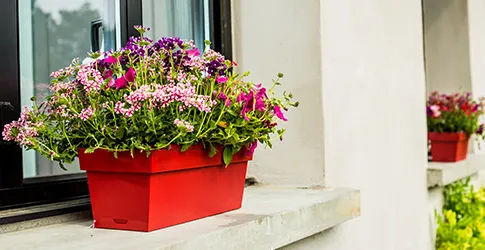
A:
428,132,469,162
79,144,251,232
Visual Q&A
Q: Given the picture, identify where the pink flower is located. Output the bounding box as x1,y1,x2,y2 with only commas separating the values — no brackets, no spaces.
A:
216,76,228,83
274,105,288,121
77,64,103,92
429,105,441,118
174,118,194,132
186,48,200,57
79,106,94,121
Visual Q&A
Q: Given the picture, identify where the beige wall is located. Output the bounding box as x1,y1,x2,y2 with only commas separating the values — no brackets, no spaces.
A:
232,0,325,185
423,0,472,94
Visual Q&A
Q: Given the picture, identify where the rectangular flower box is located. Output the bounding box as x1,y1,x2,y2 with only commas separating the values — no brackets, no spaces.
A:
79,144,252,232
428,132,469,162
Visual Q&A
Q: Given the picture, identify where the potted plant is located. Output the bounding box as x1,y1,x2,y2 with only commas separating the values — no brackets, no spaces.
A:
2,26,298,231
427,91,484,162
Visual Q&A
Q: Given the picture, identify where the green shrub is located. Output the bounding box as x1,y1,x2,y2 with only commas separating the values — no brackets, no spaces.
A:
436,179,485,249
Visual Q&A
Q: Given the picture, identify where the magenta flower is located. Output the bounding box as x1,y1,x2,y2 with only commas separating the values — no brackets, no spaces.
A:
186,48,200,57
216,76,228,83
256,86,267,99
115,77,127,89
237,92,246,103
107,78,115,88
274,105,288,121
239,91,254,121
102,70,113,80
246,141,258,156
104,56,119,64
218,92,231,107
114,68,136,89
125,67,136,82
255,99,265,111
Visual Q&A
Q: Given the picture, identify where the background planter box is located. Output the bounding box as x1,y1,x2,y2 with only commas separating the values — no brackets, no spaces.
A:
79,145,251,232
428,132,469,162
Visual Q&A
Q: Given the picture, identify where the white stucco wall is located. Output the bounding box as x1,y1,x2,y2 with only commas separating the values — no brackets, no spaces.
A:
233,0,430,249
468,0,485,97
232,0,325,185
315,0,430,249
422,0,472,94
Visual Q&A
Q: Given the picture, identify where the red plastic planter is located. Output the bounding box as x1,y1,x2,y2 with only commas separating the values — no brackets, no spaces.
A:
79,144,252,232
428,132,469,162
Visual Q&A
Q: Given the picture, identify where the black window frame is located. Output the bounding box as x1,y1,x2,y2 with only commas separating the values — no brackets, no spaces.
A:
0,0,232,214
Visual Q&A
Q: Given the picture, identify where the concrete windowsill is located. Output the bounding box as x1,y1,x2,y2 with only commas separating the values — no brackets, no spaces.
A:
0,186,360,250
427,153,485,188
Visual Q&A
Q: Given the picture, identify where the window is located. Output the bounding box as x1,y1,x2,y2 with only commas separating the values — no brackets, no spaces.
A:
0,0,232,215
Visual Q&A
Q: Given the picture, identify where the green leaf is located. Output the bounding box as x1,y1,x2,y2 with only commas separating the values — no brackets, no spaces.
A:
208,144,217,158
180,144,191,152
223,147,233,166
59,162,67,171
85,147,95,154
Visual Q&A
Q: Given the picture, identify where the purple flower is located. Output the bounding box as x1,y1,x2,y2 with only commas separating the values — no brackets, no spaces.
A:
274,105,288,121
477,124,484,134
426,106,432,116
152,37,184,51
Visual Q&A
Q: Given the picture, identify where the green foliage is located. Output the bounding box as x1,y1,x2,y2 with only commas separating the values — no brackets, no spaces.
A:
436,179,485,249
428,111,480,136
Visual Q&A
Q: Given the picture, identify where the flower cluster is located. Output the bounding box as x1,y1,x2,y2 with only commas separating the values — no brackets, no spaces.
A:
427,91,485,136
2,26,298,166
174,119,194,133
77,64,104,92
2,108,39,146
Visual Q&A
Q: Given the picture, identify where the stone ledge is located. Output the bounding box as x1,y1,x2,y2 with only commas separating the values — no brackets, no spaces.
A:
427,153,485,188
0,186,360,250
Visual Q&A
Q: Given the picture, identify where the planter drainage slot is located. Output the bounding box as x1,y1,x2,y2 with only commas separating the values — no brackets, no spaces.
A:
113,218,128,224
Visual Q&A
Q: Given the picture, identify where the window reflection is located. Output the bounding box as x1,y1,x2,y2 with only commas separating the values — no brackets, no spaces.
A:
19,0,118,178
